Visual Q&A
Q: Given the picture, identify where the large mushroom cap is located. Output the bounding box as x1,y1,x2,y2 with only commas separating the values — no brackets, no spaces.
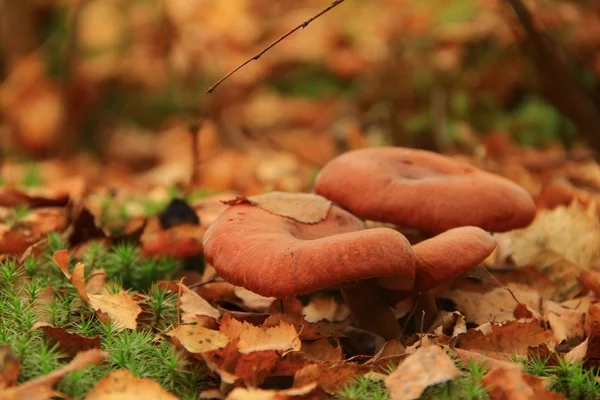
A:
378,226,496,294
203,203,415,298
314,147,536,233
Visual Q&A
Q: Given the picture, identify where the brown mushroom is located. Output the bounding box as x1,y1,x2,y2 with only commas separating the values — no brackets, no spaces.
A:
314,147,536,233
379,226,496,330
203,200,416,340
378,226,496,293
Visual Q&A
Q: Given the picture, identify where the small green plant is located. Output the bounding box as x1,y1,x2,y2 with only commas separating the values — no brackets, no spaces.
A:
549,358,600,400
336,374,389,400
0,249,206,399
99,242,180,290
6,206,31,226
21,164,43,187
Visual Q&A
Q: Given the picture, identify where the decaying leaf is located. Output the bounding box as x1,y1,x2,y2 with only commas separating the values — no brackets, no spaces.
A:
220,313,301,354
542,301,585,342
482,365,565,400
234,286,276,312
300,338,342,362
86,369,178,400
0,345,21,390
89,292,141,331
53,250,142,330
225,382,318,400
180,285,220,322
168,324,229,353
384,346,461,400
495,203,600,299
301,296,349,323
223,192,332,223
294,362,361,395
443,280,541,324
0,349,106,400
458,320,556,360
31,322,102,357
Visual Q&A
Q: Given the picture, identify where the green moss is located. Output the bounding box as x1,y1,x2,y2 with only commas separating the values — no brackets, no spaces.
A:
0,251,206,399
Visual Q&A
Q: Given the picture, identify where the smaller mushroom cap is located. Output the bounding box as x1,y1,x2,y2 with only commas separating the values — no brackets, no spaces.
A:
315,147,536,232
203,203,416,298
378,226,496,293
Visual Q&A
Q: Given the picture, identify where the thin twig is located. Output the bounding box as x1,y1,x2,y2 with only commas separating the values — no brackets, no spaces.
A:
186,119,202,197
176,276,186,327
206,0,347,94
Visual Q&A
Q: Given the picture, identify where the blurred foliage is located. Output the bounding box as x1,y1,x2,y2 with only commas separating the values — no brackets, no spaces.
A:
0,0,599,157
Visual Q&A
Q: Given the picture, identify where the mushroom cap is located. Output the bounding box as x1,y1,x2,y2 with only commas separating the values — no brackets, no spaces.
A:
378,226,496,293
314,147,536,233
203,203,415,298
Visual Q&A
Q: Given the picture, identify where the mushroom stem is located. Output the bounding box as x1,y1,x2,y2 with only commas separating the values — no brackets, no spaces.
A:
340,279,401,341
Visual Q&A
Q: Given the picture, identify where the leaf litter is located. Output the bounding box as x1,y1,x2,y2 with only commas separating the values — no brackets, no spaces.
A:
1,1,600,398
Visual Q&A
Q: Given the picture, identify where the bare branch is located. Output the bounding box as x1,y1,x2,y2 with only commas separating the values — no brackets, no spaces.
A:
207,0,347,94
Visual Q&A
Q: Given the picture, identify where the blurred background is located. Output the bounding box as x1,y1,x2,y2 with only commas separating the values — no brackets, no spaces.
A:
0,0,599,194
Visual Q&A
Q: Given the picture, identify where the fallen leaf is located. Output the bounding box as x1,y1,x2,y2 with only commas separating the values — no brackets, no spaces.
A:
86,369,178,399
443,280,541,324
301,296,349,323
579,272,600,296
458,320,556,360
495,202,600,298
31,322,101,357
451,347,517,370
0,345,21,389
543,301,585,342
482,365,565,400
430,311,467,338
234,286,276,312
294,362,360,395
53,250,141,330
220,313,301,354
224,192,332,223
89,292,141,331
225,382,319,400
0,349,106,400
384,346,461,400
301,339,342,362
180,285,220,322
168,324,229,353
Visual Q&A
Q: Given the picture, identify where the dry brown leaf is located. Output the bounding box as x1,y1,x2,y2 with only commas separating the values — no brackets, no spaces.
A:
234,286,275,312
294,362,360,395
584,301,600,336
86,369,178,400
180,285,220,322
543,301,586,342
430,311,467,337
301,296,349,323
89,292,141,331
443,280,541,324
53,250,141,330
495,203,600,299
31,322,101,357
579,271,600,296
167,324,229,353
0,349,106,400
451,347,517,371
482,365,565,400
0,345,21,390
459,320,556,360
225,382,318,400
301,339,342,362
224,192,332,223
220,313,301,354
384,346,461,400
